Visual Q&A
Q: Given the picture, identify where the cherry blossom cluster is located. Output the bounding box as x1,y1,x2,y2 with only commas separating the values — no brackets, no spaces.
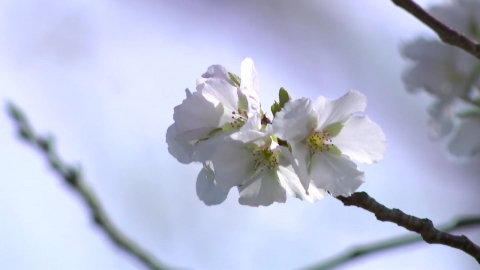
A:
401,0,480,158
167,58,387,206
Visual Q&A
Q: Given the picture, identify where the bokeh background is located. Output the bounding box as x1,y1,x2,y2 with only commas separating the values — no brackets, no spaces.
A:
1,0,479,269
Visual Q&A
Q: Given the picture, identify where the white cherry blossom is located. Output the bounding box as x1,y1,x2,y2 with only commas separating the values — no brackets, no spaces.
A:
212,115,325,206
273,91,387,197
166,58,260,163
167,58,387,206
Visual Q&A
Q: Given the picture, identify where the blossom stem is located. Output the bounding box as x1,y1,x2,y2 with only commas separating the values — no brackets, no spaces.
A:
335,192,480,263
6,102,170,270
392,0,480,60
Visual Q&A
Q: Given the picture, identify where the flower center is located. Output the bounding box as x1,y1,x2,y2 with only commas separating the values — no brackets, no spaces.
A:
307,131,334,155
253,146,279,171
228,108,248,129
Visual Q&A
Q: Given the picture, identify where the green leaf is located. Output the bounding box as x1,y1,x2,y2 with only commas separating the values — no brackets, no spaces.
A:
323,122,344,137
278,87,291,108
456,110,480,118
228,72,241,88
271,101,281,116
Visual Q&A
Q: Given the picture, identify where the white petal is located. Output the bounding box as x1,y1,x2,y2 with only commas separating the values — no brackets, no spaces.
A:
305,181,328,202
212,141,255,192
314,90,366,129
282,143,311,191
240,58,259,94
273,98,317,142
192,130,232,162
229,114,268,144
281,142,328,202
196,64,232,86
238,88,261,117
200,79,239,114
173,91,223,135
310,153,365,197
166,124,194,164
239,112,261,132
238,170,286,207
240,58,261,116
333,116,387,164
174,127,214,142
276,159,326,203
447,116,480,158
196,161,228,205
276,155,305,198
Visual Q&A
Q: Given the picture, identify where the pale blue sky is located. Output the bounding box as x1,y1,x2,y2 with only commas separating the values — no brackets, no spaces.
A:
1,0,479,269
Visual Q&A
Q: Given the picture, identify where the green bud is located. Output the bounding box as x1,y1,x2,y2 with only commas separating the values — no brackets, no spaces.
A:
279,87,291,108
271,101,281,116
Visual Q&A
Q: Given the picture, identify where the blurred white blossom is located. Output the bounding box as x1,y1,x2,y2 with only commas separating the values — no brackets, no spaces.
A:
401,0,480,158
448,113,480,157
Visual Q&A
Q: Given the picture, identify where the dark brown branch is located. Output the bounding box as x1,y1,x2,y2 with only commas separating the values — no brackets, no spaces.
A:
336,192,480,263
6,102,169,270
305,215,480,270
392,0,480,60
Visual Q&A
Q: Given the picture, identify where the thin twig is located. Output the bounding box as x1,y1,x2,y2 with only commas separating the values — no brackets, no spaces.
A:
392,0,480,60
305,215,480,270
334,192,480,263
6,102,169,270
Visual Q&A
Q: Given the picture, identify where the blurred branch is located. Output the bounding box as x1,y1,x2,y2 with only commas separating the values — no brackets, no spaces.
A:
334,192,480,263
305,215,480,270
392,0,480,60
6,102,169,270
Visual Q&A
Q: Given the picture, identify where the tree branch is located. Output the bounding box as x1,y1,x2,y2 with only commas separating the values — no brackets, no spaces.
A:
334,192,480,263
6,102,169,270
305,215,480,270
392,0,480,60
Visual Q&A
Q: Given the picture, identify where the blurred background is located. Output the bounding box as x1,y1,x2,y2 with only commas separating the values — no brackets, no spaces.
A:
1,0,479,269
